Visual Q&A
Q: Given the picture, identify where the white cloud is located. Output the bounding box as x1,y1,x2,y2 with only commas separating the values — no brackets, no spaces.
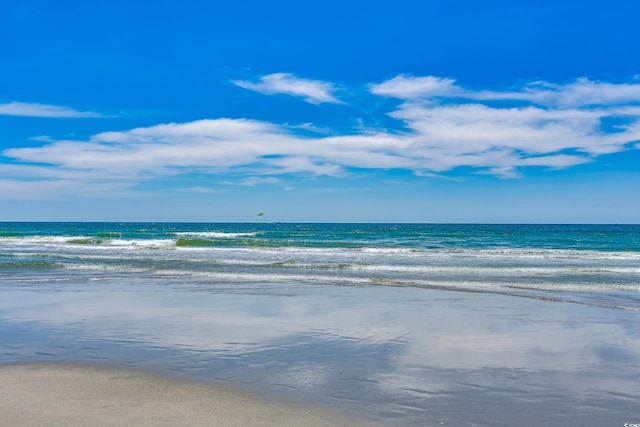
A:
365,75,640,175
369,75,461,99
5,119,290,173
2,76,640,198
371,74,640,108
0,101,103,118
390,103,632,158
173,187,219,193
233,73,341,104
219,176,283,186
519,78,640,108
237,177,282,186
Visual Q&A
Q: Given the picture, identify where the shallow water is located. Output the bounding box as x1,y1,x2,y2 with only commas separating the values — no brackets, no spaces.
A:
1,223,639,425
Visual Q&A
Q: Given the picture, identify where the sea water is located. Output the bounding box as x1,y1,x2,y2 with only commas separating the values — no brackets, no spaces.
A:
1,223,639,425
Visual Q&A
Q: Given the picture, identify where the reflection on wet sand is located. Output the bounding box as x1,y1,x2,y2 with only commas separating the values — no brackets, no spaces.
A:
1,280,639,425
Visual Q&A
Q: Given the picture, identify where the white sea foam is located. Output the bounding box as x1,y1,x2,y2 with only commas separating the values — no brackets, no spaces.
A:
174,231,258,238
0,236,85,245
51,260,638,293
105,238,176,248
358,264,640,275
3,234,639,261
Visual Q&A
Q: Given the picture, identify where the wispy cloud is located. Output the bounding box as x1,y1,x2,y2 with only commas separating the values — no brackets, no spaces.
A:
0,178,131,200
233,73,341,104
368,74,640,176
369,75,461,99
2,75,640,197
370,74,640,108
236,177,282,186
173,187,219,193
0,101,104,118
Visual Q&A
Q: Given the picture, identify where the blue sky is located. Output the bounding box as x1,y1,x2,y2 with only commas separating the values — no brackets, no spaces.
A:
1,0,639,223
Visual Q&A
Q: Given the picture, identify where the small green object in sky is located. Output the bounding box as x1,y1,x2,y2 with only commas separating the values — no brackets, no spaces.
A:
257,211,264,217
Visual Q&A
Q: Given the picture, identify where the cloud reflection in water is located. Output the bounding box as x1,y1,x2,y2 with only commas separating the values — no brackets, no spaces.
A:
1,280,638,425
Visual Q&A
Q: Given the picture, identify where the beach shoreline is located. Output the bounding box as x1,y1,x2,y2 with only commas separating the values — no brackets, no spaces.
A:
1,223,638,425
0,362,372,426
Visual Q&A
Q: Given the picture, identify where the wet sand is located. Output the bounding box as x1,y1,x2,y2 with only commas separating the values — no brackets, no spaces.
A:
0,363,370,427
1,280,639,425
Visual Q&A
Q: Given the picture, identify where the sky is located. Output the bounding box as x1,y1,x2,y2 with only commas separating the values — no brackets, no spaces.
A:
1,0,639,223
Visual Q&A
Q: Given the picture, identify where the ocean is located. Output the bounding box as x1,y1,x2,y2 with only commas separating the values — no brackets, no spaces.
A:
1,222,639,425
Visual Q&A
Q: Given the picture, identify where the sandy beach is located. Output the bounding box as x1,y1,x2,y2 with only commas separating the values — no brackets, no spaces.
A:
0,363,370,427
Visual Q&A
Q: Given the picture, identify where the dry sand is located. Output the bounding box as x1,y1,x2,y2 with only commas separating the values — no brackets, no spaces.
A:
0,363,371,426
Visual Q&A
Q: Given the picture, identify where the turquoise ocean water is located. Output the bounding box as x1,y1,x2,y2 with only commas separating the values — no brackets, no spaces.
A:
1,222,639,309
1,223,639,425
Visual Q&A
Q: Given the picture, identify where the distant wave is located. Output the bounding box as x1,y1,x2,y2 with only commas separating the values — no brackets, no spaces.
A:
174,231,259,238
